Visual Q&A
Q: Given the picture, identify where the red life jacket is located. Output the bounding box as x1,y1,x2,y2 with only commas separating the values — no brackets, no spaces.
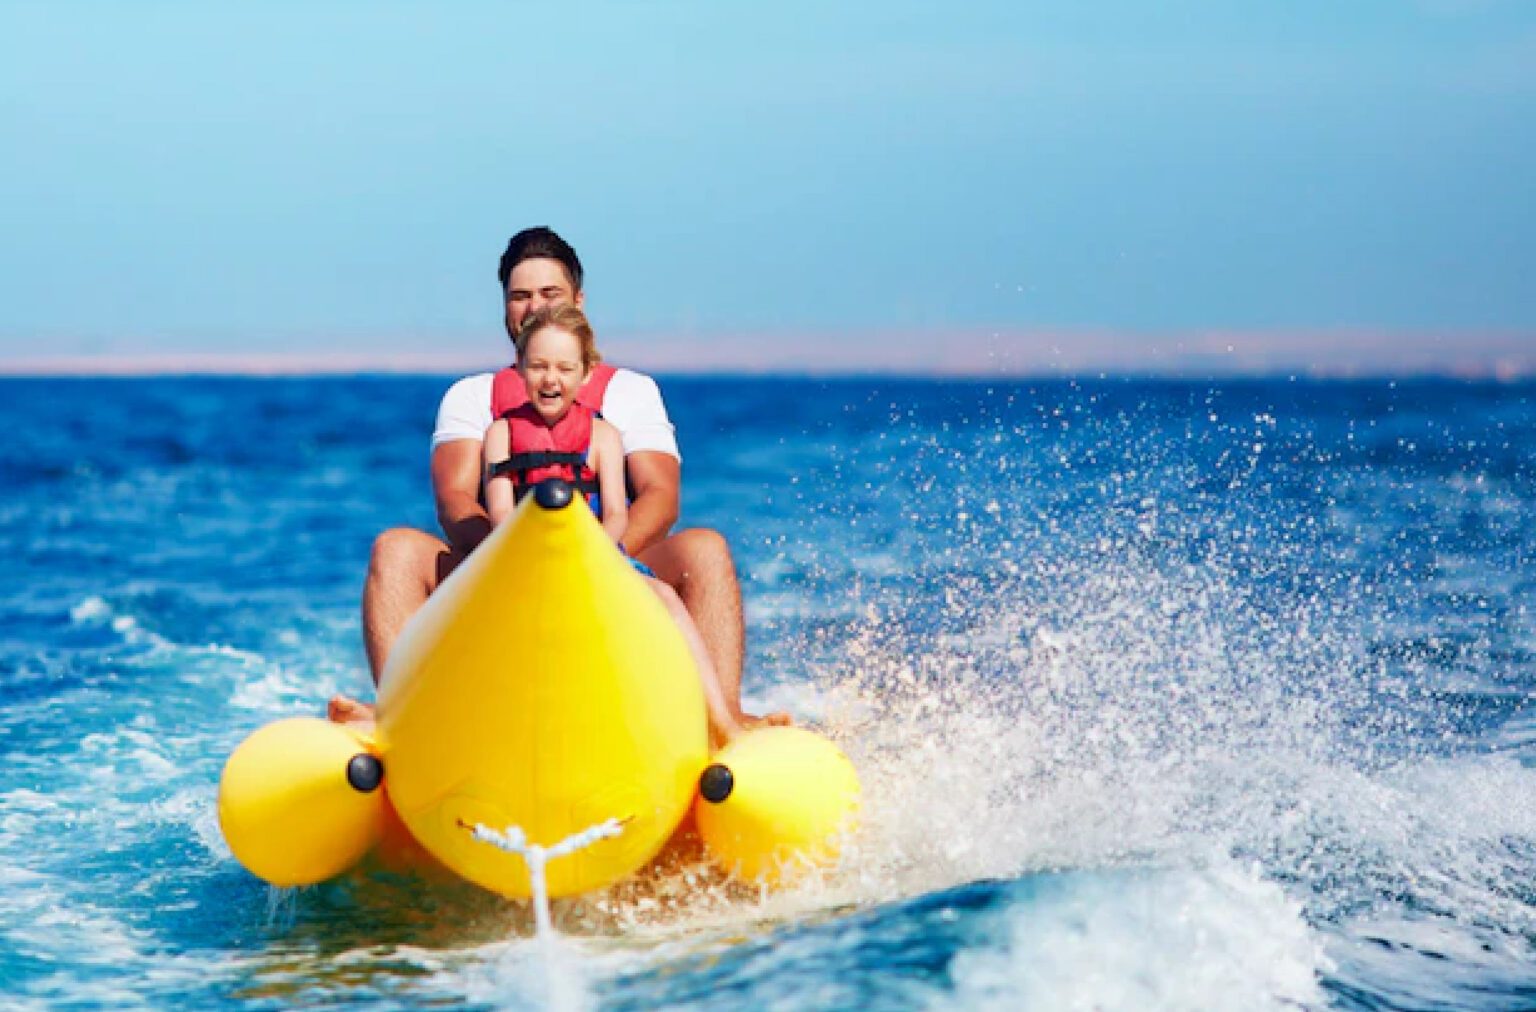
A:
487,364,618,501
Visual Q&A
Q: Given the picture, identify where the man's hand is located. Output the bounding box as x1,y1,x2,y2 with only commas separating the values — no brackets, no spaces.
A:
621,451,680,555
431,440,494,555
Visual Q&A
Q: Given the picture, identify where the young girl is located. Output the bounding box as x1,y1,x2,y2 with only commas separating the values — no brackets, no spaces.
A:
482,305,628,540
484,305,754,744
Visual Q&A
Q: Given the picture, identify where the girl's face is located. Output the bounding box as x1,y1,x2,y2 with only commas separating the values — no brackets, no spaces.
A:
517,325,589,424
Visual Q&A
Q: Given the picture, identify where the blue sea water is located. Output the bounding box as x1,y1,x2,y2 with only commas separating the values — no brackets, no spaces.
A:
2,374,1534,1010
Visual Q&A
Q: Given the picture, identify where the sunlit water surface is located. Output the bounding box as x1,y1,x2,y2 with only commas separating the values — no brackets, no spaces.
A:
2,376,1533,1009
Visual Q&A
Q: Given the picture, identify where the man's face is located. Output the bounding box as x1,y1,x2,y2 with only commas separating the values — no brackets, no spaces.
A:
504,258,584,338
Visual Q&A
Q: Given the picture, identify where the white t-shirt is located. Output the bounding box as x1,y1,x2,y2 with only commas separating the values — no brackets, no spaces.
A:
432,369,680,460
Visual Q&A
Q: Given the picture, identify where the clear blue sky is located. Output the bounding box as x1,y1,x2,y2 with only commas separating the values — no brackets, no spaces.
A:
2,1,1533,373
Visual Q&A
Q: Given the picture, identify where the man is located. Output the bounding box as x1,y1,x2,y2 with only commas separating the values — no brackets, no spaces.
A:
329,227,784,731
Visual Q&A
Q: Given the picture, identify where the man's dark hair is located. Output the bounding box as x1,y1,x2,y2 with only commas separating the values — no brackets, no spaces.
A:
497,227,584,293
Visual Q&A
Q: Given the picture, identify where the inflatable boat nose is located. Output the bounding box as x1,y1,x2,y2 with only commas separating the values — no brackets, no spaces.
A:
374,477,708,899
533,478,573,510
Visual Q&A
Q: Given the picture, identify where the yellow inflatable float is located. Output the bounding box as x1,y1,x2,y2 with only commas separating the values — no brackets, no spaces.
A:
219,479,859,899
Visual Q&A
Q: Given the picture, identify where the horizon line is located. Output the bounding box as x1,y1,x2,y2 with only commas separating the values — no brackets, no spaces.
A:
0,352,1531,382
0,326,1532,381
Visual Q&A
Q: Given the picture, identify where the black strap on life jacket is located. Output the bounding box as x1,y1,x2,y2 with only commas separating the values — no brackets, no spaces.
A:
487,451,602,502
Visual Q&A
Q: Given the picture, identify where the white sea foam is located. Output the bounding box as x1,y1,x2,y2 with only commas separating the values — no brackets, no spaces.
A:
228,663,336,715
1328,910,1536,1010
946,861,1328,1010
463,935,598,1012
0,857,214,1011
672,535,1536,1003
69,595,111,623
151,785,230,861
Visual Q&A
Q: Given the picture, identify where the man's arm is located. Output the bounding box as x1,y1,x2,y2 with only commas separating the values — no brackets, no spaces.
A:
432,439,493,555
621,450,680,556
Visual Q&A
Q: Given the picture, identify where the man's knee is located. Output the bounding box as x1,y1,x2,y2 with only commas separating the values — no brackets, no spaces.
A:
639,526,734,595
671,527,734,579
638,525,740,598
368,528,448,588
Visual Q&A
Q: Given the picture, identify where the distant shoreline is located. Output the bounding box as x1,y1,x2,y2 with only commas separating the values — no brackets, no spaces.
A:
0,331,1531,381
0,361,1530,382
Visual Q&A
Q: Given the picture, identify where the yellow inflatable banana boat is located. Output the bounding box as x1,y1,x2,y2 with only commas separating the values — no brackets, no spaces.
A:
218,480,859,899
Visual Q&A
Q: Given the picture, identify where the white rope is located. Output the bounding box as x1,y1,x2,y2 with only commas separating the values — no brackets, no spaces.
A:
463,817,627,937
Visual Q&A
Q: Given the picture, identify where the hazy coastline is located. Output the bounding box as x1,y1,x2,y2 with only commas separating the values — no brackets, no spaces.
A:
2,328,1530,380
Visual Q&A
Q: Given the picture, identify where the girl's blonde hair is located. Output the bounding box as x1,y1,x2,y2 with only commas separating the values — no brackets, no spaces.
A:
514,305,602,369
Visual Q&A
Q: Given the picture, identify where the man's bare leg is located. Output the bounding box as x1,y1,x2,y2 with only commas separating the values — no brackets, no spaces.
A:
645,577,743,746
328,696,376,724
362,527,465,680
638,529,743,700
333,524,785,728
639,528,788,726
329,527,464,724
